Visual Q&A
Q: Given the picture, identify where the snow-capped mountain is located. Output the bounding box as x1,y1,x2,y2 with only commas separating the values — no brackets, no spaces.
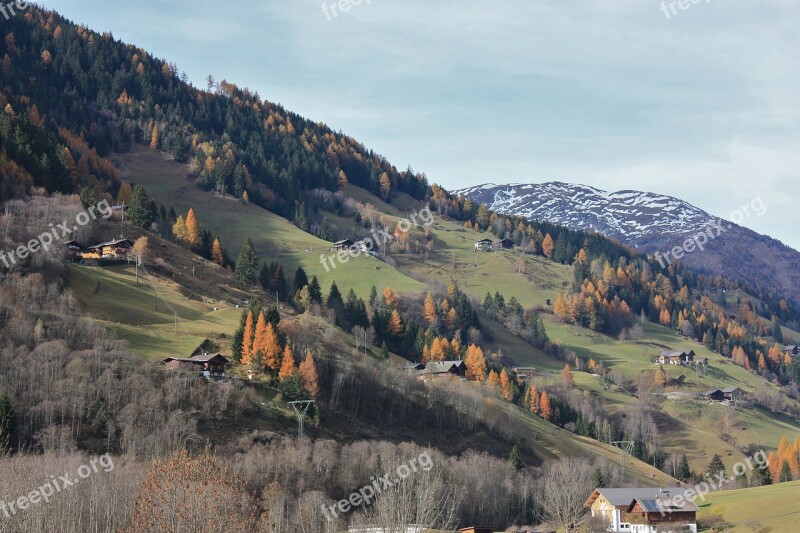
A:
454,182,800,307
454,182,716,248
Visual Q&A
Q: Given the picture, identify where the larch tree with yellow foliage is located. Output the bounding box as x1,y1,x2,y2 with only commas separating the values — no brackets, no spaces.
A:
539,391,553,421
212,238,224,265
542,233,555,259
185,208,201,248
250,311,268,364
260,323,282,371
553,294,567,320
423,293,438,325
465,344,487,381
388,309,404,336
488,370,500,387
562,364,574,389
240,310,255,365
528,385,540,415
172,215,187,245
278,345,296,382
430,338,445,362
500,368,513,401
299,350,319,398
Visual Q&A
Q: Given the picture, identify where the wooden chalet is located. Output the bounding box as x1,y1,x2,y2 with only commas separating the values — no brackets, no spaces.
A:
63,240,85,262
783,345,799,356
473,238,493,251
333,239,355,251
416,360,466,378
496,238,514,250
512,367,540,382
162,352,230,380
656,349,695,365
82,238,133,261
721,386,743,402
585,487,698,533
401,362,425,372
702,389,725,402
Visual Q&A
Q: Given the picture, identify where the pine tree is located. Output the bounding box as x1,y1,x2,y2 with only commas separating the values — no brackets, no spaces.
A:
294,267,309,295
127,185,153,228
369,285,378,307
780,460,793,482
278,345,296,382
0,393,15,453
298,351,319,398
592,467,606,488
308,276,322,303
707,454,726,479
509,444,525,470
235,238,258,289
678,454,692,481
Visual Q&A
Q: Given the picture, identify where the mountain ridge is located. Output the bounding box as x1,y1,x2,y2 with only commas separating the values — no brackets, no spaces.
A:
455,181,800,309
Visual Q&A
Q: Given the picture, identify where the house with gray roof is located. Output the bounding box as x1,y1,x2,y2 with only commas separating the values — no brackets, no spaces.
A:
585,487,698,533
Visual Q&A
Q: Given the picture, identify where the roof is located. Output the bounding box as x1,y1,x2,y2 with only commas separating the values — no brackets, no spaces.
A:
401,362,424,370
721,386,742,393
162,353,229,364
475,238,493,244
629,495,700,514
419,360,464,374
499,238,514,243
702,389,722,396
334,239,354,245
88,238,133,249
659,349,694,357
584,487,689,508
783,345,798,351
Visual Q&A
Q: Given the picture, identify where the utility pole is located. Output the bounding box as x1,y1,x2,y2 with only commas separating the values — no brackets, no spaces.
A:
612,440,635,480
288,400,315,439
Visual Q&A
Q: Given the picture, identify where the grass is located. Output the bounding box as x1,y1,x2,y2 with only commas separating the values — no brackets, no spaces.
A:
697,480,800,531
113,146,423,300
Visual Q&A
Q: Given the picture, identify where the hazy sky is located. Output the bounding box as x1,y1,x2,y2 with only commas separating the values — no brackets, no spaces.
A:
51,0,800,250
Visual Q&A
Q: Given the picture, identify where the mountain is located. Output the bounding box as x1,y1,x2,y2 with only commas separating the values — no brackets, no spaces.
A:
455,182,800,309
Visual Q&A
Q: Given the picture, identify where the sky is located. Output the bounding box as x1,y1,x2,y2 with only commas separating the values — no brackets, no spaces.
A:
49,0,800,250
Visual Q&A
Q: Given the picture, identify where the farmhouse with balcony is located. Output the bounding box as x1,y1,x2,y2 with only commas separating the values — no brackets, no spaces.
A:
585,487,698,533
656,349,695,365
81,238,133,261
474,238,493,251
162,352,230,380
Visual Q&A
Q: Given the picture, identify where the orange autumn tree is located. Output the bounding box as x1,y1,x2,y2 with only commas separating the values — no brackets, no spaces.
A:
383,287,398,308
240,310,255,365
278,345,296,382
488,370,500,387
298,350,319,398
212,238,224,265
500,368,513,401
542,233,555,259
562,364,574,389
430,338,446,362
388,309,404,335
539,391,553,421
261,323,282,371
465,344,487,381
423,293,437,325
185,208,201,248
528,385,540,415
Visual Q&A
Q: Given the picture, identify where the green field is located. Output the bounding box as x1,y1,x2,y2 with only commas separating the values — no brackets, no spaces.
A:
114,147,423,300
698,480,800,531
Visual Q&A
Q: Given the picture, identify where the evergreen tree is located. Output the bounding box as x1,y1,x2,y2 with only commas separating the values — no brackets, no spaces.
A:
308,276,322,303
509,444,525,471
678,454,692,481
294,267,309,295
369,285,378,307
592,466,606,488
127,185,153,228
707,454,726,479
780,460,793,482
0,393,15,453
235,238,258,289
79,186,97,208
